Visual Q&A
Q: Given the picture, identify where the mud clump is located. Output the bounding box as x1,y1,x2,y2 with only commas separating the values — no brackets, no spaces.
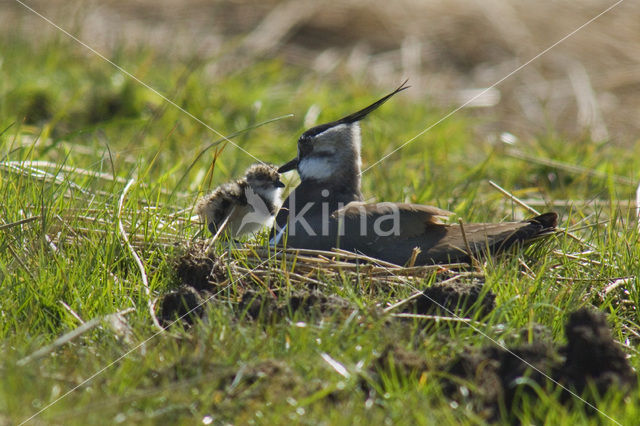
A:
175,242,228,291
370,345,430,378
560,308,635,396
239,359,302,391
159,286,208,326
446,342,559,415
160,286,353,326
162,240,355,324
446,309,635,419
368,309,635,421
160,243,229,324
239,289,352,322
404,281,495,318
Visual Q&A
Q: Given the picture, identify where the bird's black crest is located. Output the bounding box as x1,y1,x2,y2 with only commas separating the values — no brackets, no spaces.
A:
301,80,410,138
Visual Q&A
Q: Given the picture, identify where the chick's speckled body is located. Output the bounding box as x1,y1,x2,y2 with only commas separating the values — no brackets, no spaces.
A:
196,163,284,238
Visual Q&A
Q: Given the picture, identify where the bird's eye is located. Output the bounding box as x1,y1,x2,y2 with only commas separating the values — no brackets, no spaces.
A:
299,136,313,156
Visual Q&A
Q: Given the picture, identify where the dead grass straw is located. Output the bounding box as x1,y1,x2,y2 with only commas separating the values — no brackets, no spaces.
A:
215,244,477,292
117,179,164,332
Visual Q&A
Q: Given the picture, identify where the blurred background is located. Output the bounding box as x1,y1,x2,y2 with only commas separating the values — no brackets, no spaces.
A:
2,0,639,145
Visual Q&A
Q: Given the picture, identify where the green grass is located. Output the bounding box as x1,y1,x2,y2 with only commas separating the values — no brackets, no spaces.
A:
2,33,640,425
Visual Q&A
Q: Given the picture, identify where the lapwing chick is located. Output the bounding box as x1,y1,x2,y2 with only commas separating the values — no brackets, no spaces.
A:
197,163,285,239
273,83,558,265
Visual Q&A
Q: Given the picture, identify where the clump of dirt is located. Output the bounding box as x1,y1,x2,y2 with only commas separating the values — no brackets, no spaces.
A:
517,323,553,343
174,242,228,291
159,242,230,324
160,286,354,326
446,342,559,416
162,241,356,324
560,308,635,397
446,308,635,419
403,280,496,318
159,286,208,326
151,356,297,388
370,344,430,378
238,289,353,322
368,309,635,421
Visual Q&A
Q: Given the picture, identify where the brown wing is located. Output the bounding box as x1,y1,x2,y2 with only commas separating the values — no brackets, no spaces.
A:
412,212,559,264
331,208,557,265
332,201,453,238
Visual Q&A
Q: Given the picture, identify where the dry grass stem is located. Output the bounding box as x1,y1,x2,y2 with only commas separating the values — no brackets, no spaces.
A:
488,180,540,215
58,300,85,324
458,218,480,268
383,291,425,313
0,216,40,231
7,244,37,282
208,206,235,250
202,244,480,294
390,313,474,323
604,277,635,295
406,247,421,268
117,179,164,332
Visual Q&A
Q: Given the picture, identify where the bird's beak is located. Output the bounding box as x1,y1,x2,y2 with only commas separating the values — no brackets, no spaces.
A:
278,158,299,173
275,179,286,188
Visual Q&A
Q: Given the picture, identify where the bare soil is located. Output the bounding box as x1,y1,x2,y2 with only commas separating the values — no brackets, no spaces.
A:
369,309,635,420
403,280,496,318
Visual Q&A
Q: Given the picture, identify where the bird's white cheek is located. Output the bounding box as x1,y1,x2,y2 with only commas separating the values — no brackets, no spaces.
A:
298,157,334,180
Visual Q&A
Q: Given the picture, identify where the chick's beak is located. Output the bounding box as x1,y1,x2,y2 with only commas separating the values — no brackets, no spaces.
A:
275,179,286,188
278,158,298,173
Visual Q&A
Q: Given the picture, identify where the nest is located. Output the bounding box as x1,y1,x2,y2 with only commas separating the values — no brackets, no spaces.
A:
162,240,487,324
175,241,481,292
